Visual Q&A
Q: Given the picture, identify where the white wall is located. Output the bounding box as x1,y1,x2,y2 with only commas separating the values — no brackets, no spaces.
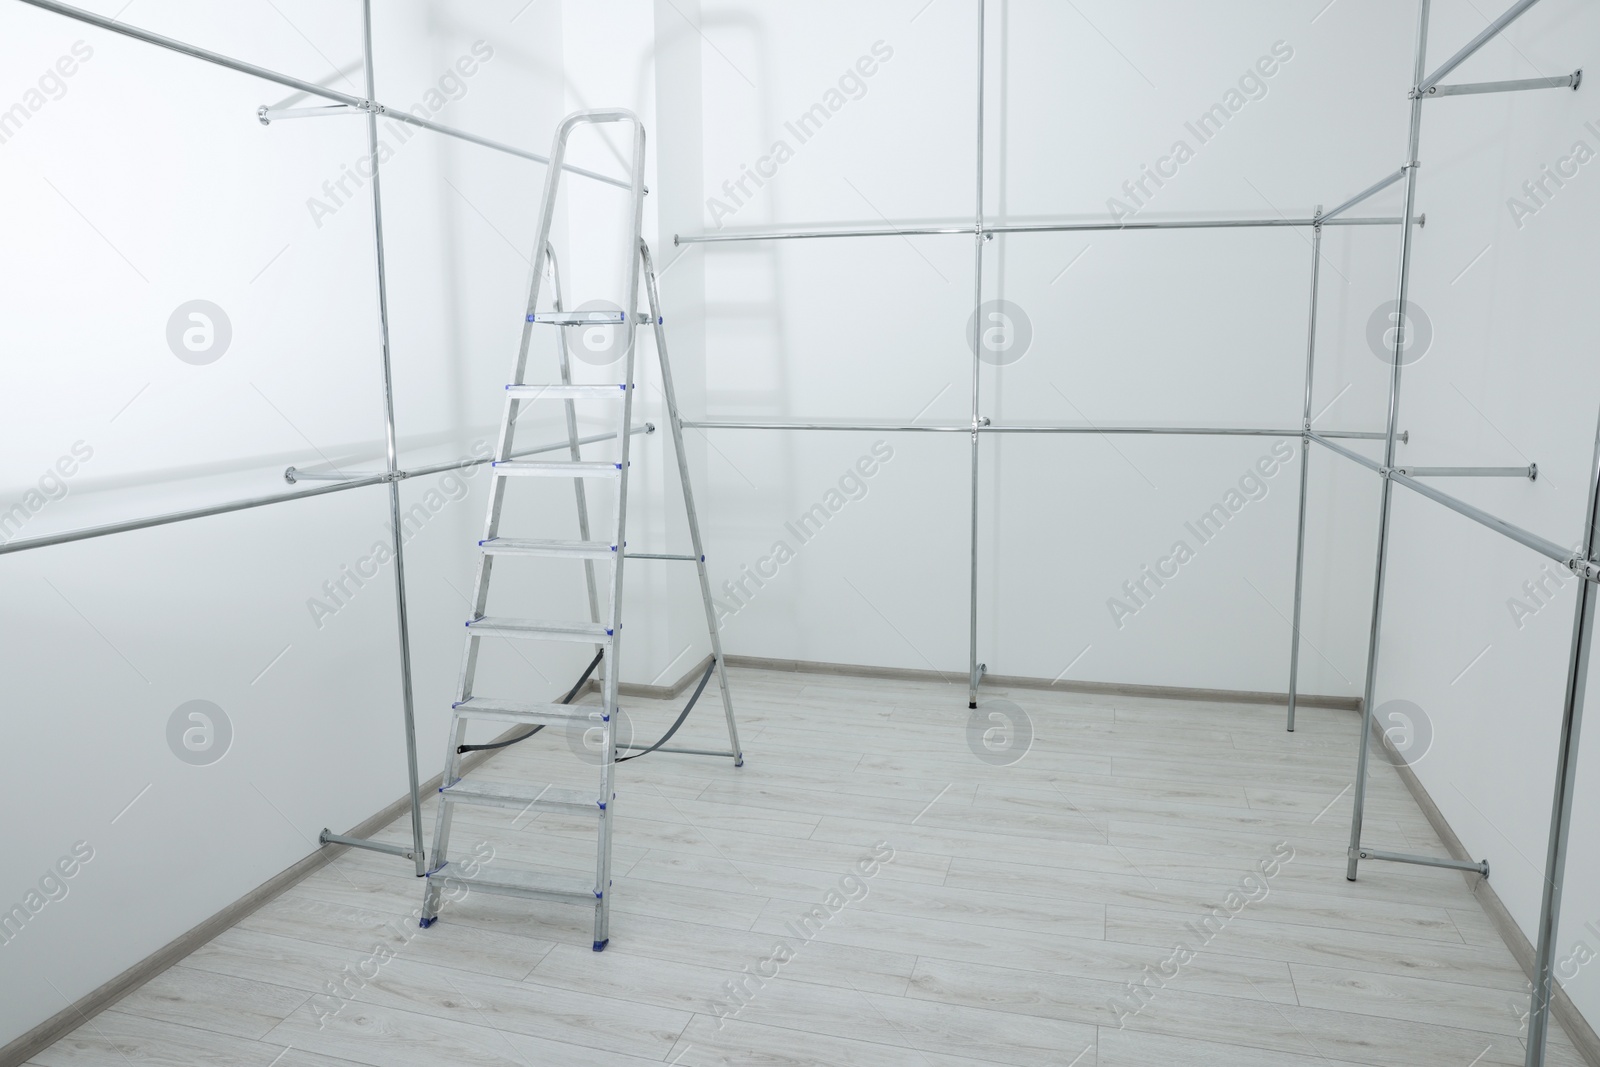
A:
690,0,1409,695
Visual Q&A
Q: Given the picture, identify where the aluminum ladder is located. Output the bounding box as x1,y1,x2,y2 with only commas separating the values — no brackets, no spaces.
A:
420,109,742,951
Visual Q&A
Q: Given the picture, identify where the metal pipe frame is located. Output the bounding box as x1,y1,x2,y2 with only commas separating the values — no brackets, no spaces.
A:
0,472,390,556
1321,168,1408,224
256,104,361,124
1346,0,1433,889
1286,212,1324,733
356,0,427,876
14,0,631,190
1358,847,1489,876
968,0,986,708
1391,464,1536,479
1419,0,1544,93
1309,434,1575,572
0,427,650,558
284,469,395,482
1425,70,1580,97
673,215,1414,245
682,420,1398,439
1526,404,1600,1066
1307,5,1593,1059
318,831,412,859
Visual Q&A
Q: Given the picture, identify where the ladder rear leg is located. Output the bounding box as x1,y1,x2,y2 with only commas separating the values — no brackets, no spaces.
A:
591,643,619,950
420,714,469,926
640,241,744,766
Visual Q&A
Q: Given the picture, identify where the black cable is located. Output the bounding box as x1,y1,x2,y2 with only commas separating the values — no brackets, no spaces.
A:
457,648,605,754
616,657,717,763
456,652,720,765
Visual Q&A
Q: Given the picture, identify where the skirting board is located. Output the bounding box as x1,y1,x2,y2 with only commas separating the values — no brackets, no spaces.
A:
592,654,1360,712
577,654,714,701
0,724,526,1067
724,654,1362,711
1374,727,1600,1066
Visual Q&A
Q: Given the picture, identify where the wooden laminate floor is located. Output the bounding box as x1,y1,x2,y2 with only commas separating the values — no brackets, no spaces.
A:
30,668,1590,1066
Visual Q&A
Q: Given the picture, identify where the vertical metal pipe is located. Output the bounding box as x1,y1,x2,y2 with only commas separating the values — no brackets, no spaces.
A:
967,0,986,709
1524,417,1600,1065
359,0,426,876
1348,0,1430,882
1287,212,1324,732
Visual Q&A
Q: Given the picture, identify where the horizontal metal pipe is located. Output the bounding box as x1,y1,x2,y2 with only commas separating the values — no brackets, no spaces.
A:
402,425,653,480
1388,465,1576,571
0,426,654,558
1394,464,1536,479
1359,847,1489,876
625,553,698,562
673,216,1413,245
382,107,628,190
319,831,416,859
678,225,972,244
682,421,1399,439
286,425,654,483
14,0,630,190
1310,432,1579,574
1426,71,1580,97
1420,0,1544,92
1322,168,1407,223
983,425,1303,436
1325,429,1410,442
0,473,392,556
984,217,1399,235
1310,431,1385,474
683,420,967,432
284,469,395,483
257,104,358,123
1323,216,1416,227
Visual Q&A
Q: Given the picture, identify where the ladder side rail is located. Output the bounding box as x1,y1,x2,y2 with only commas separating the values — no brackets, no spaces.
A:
593,113,649,950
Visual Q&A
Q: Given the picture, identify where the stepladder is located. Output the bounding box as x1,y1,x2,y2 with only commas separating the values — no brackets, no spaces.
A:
420,109,742,951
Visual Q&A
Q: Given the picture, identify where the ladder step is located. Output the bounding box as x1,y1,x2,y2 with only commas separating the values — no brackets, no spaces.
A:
467,616,612,643
528,310,653,326
481,537,617,560
438,778,606,817
452,697,600,726
494,460,624,478
428,860,600,905
505,384,631,400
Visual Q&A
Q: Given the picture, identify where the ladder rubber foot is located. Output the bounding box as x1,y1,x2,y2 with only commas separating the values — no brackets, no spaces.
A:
419,916,438,928
735,757,745,768
592,939,609,952
968,702,977,710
